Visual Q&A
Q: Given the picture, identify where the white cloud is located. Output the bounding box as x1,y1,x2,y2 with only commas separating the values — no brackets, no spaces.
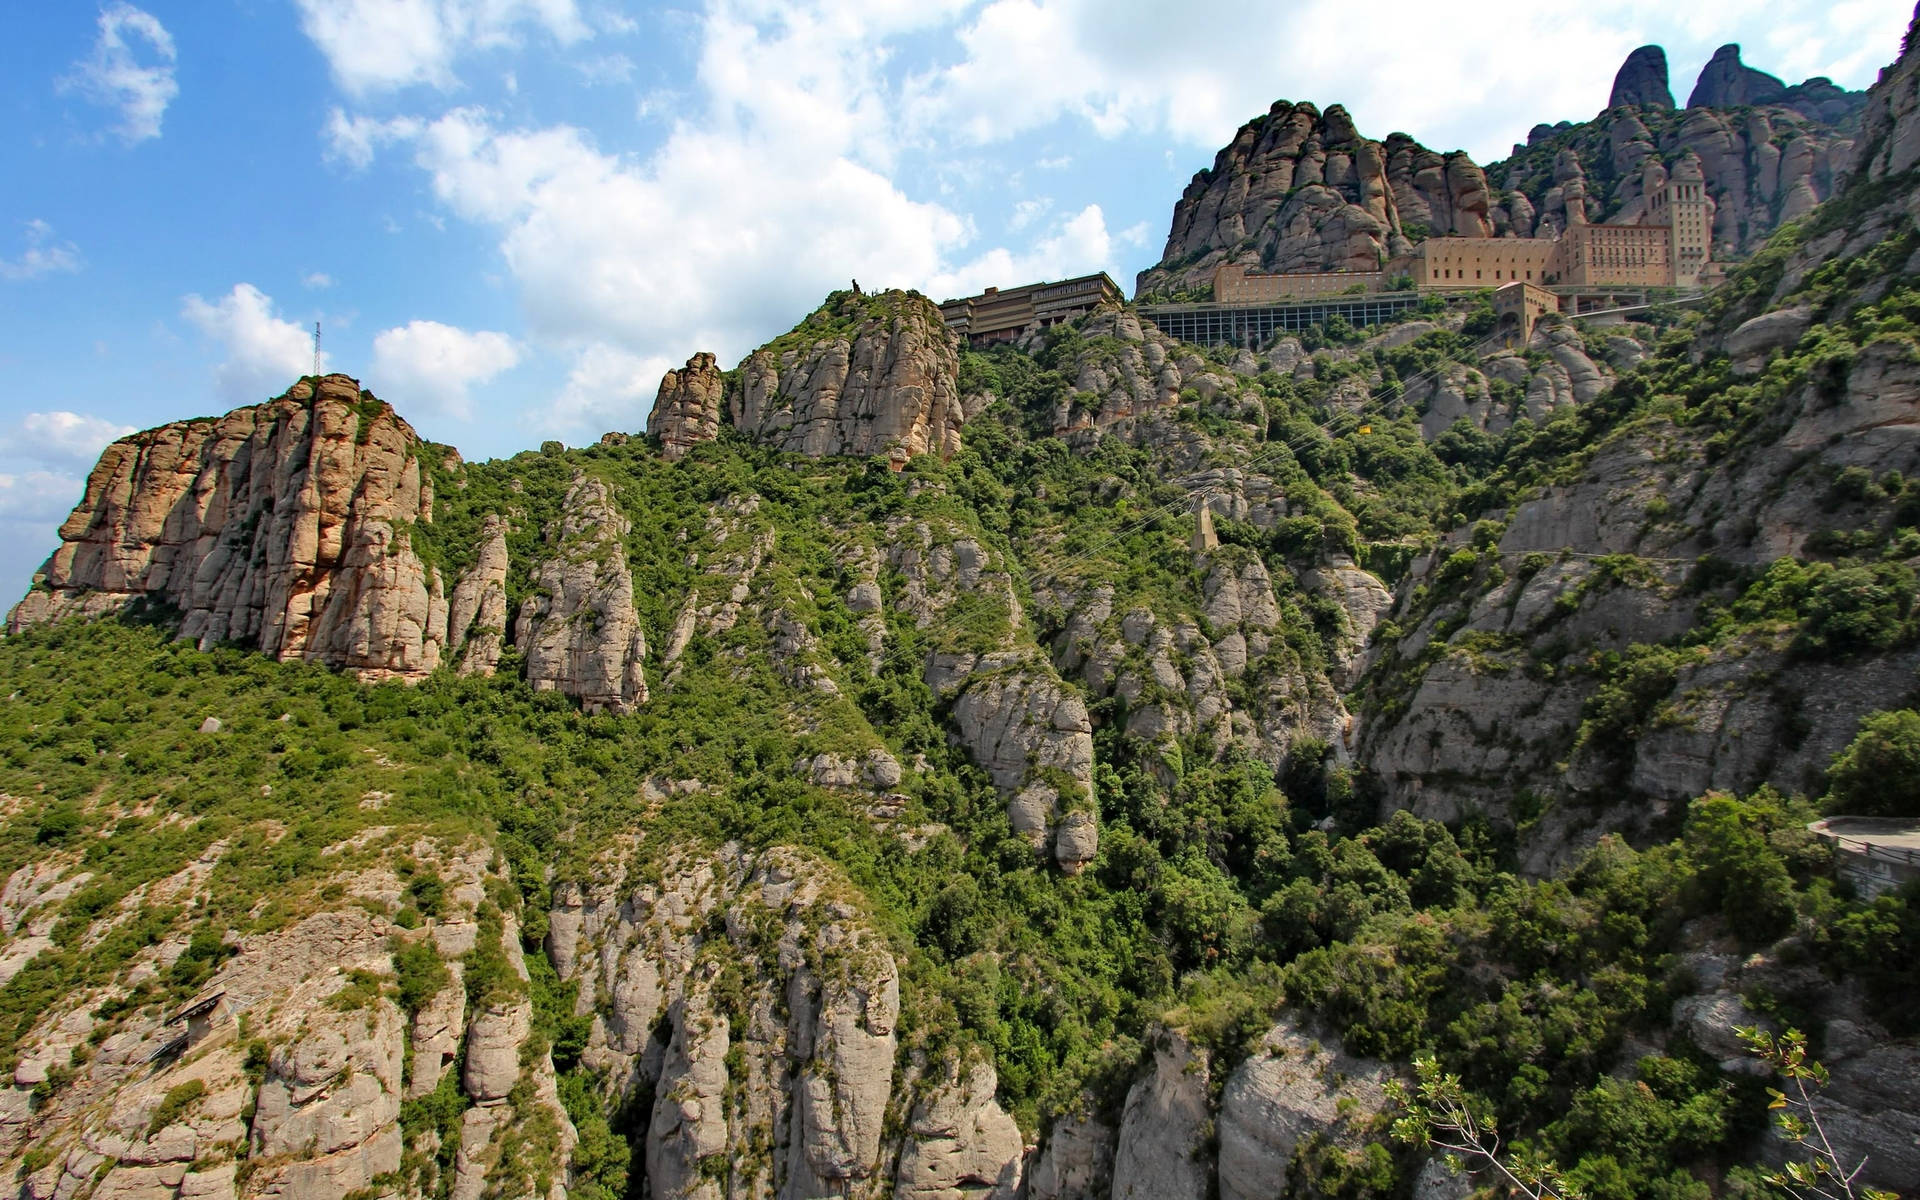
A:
59,3,177,144
181,284,323,403
0,471,86,523
295,0,590,96
1008,197,1053,232
548,343,672,439
302,271,335,289
324,108,424,169
901,0,1912,162
11,413,136,467
927,203,1123,299
0,221,83,282
392,105,969,356
370,320,521,420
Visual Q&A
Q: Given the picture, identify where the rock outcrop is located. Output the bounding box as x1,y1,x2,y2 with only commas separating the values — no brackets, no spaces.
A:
1688,43,1790,109
1110,1029,1210,1200
1216,1022,1394,1200
892,1058,1024,1200
7,375,449,681
1610,45,1675,110
731,290,968,463
546,844,906,1200
447,514,510,675
1140,102,1446,296
647,352,726,460
513,477,649,714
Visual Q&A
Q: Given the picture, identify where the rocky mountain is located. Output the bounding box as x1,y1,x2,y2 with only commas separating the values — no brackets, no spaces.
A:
5,376,452,682
1141,41,1868,297
1609,45,1675,111
1138,102,1495,295
3,11,1920,1200
1493,44,1864,254
1687,43,1868,125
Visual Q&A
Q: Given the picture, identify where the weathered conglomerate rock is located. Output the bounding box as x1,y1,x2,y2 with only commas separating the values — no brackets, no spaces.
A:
446,514,510,676
1216,1022,1394,1200
546,845,906,1200
1141,102,1494,294
513,476,649,714
947,658,1098,874
4,841,562,1200
732,290,968,463
1684,43,1864,123
1027,1111,1115,1200
892,1057,1025,1200
7,374,449,680
1610,45,1675,110
647,351,726,460
1110,1029,1210,1200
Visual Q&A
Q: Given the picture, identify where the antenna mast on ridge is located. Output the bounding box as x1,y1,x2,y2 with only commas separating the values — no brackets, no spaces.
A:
313,322,322,376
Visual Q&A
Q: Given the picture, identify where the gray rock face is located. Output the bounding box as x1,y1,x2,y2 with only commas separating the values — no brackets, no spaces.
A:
447,514,509,676
548,845,901,1200
1216,1022,1393,1200
647,351,726,460
1110,1029,1210,1200
1028,1113,1114,1200
732,291,966,463
7,374,449,681
513,477,649,714
1688,44,1788,109
1853,12,1920,184
948,658,1097,873
893,1058,1024,1200
1610,45,1674,110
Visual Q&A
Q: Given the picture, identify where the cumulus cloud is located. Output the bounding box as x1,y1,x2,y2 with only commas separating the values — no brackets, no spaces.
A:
302,271,335,289
370,320,521,421
295,0,590,95
59,3,178,144
0,221,83,282
323,108,425,169
901,0,1911,162
927,203,1123,299
547,343,673,440
181,284,323,402
13,412,136,467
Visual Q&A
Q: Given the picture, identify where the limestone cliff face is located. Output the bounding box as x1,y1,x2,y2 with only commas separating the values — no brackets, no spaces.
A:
7,375,448,681
1610,45,1675,110
1356,14,1920,870
1140,102,1482,295
731,291,968,463
547,844,1023,1200
1687,44,1867,125
647,352,726,461
512,477,649,714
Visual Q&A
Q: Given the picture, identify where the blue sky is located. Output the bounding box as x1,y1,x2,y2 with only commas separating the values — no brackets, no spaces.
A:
0,0,1911,603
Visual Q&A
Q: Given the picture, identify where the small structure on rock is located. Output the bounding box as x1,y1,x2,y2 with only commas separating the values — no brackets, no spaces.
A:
1808,818,1920,898
169,990,230,1048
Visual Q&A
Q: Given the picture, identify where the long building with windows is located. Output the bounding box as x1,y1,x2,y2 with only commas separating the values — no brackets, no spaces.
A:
1213,156,1713,301
938,273,1122,346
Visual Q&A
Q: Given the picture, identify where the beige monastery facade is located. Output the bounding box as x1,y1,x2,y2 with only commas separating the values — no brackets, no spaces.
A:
1213,156,1713,302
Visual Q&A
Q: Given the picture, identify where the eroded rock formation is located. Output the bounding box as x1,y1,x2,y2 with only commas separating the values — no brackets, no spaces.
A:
512,477,649,714
7,375,449,680
647,352,726,460
731,291,969,463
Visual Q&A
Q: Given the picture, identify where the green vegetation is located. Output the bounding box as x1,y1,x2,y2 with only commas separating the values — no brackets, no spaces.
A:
147,1079,206,1137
